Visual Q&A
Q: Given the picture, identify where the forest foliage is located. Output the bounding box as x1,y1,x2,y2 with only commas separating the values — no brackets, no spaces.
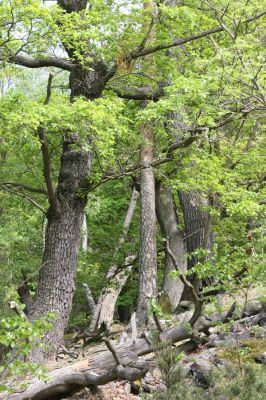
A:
0,0,265,395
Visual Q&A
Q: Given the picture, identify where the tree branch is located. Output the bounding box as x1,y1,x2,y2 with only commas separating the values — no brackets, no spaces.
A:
82,113,237,193
0,181,48,195
130,10,266,59
109,86,163,101
1,187,46,214
37,74,60,213
8,54,75,71
104,338,122,366
82,283,96,313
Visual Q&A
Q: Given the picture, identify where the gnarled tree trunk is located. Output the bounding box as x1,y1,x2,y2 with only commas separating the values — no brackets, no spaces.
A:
29,145,92,361
156,183,186,311
2,303,239,400
26,0,113,362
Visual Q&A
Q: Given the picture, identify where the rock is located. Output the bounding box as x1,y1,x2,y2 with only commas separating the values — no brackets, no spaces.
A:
255,352,266,364
73,342,83,349
124,382,131,394
176,310,193,324
176,301,193,313
189,362,210,389
242,302,263,317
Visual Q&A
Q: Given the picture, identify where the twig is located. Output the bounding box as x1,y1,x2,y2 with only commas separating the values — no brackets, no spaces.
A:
2,187,46,214
0,181,48,195
152,311,163,333
104,338,122,366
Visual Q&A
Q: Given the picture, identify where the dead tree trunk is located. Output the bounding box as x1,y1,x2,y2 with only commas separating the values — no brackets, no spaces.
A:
88,255,137,334
137,102,157,326
87,187,139,332
2,304,238,400
156,182,186,312
81,213,88,252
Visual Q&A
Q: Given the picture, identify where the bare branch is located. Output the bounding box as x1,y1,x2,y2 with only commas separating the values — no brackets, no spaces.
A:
152,311,163,333
0,181,48,195
43,73,53,105
8,54,75,71
82,283,96,313
1,187,46,214
104,338,122,366
136,16,156,54
8,301,27,319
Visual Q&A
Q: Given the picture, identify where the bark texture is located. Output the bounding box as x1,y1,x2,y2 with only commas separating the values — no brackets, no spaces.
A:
29,145,92,361
137,113,157,326
179,190,213,297
156,183,186,311
179,191,212,270
26,0,111,361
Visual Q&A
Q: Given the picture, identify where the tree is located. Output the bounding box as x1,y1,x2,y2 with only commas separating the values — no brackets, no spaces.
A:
0,0,265,362
155,182,186,311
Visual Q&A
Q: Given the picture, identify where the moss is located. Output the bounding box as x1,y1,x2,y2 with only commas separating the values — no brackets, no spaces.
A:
242,339,266,361
218,338,266,364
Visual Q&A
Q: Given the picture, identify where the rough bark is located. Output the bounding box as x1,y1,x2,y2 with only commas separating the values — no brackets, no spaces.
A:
29,75,104,361
25,1,112,362
137,105,157,326
29,144,92,362
179,190,213,297
155,183,186,311
2,304,238,400
179,191,213,270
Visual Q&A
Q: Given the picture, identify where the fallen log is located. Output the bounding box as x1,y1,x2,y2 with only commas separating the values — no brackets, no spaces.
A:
1,305,237,400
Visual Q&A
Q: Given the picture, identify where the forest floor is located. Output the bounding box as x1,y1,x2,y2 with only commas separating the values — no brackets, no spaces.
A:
44,287,266,400
48,335,162,400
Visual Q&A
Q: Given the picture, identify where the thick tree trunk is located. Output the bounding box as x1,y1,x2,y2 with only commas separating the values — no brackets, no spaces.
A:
179,191,212,268
179,190,213,297
27,0,110,360
137,107,157,326
155,183,186,311
29,145,92,362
